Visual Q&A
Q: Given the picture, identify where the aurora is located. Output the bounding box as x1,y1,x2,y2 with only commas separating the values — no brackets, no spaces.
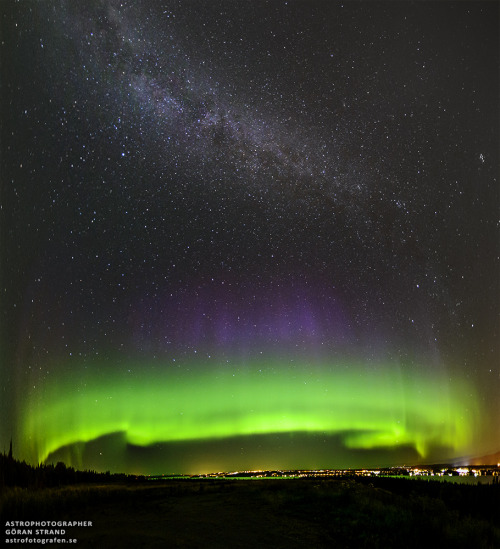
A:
21,359,480,469
3,1,498,478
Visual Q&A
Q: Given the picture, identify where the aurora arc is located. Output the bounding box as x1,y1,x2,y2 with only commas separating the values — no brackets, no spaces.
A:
21,360,480,467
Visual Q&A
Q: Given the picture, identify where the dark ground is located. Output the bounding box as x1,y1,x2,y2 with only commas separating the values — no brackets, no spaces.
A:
2,477,500,548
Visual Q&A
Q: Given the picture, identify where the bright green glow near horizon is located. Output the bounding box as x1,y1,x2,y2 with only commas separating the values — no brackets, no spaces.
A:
21,360,480,465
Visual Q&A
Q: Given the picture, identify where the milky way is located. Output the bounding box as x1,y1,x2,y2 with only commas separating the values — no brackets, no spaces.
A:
1,1,498,473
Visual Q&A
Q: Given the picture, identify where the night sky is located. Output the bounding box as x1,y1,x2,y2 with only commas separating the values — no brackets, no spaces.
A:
1,1,498,475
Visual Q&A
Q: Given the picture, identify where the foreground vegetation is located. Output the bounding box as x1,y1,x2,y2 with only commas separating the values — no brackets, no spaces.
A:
1,454,499,548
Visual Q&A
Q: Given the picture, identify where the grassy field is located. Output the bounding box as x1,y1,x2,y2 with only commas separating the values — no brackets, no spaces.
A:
2,477,500,548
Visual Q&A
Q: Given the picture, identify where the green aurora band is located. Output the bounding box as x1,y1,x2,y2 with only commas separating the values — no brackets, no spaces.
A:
21,360,481,468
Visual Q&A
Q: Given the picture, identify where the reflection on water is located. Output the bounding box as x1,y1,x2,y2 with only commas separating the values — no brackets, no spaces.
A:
405,475,497,485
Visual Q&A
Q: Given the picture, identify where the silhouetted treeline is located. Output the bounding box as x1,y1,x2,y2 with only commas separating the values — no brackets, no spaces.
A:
0,452,145,489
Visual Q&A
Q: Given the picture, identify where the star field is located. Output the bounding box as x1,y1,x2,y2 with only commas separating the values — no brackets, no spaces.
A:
1,1,498,473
